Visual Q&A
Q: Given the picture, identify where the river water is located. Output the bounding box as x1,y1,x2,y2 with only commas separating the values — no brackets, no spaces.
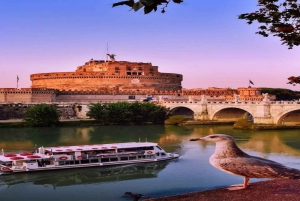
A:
0,125,300,201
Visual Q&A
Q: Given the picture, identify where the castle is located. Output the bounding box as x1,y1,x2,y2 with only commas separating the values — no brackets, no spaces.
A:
31,58,182,92
0,57,267,103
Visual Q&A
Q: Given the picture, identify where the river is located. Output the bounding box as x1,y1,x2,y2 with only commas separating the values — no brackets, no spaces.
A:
0,125,300,201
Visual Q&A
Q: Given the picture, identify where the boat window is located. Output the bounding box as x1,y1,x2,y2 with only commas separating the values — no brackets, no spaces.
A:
132,146,154,151
75,160,80,164
156,153,160,156
120,157,128,161
81,160,89,164
138,155,145,159
110,158,118,162
59,161,66,165
66,161,75,165
129,156,136,160
90,159,99,163
101,158,109,162
161,153,166,156
3,162,12,167
156,146,163,150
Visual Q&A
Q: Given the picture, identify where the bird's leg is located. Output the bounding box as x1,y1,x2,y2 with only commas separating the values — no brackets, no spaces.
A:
227,177,250,190
244,177,250,188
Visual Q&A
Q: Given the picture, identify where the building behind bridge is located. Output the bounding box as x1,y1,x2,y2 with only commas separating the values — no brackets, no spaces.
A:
0,58,271,103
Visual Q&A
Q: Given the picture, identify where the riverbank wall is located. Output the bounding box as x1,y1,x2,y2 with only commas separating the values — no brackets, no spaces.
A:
0,103,77,120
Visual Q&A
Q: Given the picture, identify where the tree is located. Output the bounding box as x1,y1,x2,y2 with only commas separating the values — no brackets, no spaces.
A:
287,76,300,85
261,87,300,100
113,0,300,84
106,102,133,124
129,101,169,123
239,0,300,49
113,0,300,49
113,0,183,14
86,103,109,124
24,104,61,127
86,101,169,124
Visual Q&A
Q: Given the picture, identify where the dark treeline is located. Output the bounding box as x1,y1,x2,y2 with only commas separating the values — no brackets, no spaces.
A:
86,101,169,125
261,88,300,101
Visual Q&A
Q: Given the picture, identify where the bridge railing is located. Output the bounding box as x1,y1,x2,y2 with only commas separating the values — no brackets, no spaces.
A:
162,100,300,105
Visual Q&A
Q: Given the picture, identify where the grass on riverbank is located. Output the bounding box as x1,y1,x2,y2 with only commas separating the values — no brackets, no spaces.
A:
233,118,300,130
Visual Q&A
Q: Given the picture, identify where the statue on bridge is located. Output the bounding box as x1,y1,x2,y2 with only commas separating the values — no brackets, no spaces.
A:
200,95,207,103
158,96,164,103
262,93,270,102
188,96,194,102
234,94,240,102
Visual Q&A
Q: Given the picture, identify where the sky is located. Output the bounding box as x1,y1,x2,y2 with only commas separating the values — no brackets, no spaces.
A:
1,0,299,91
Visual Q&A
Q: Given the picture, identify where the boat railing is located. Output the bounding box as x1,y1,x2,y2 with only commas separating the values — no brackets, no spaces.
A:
89,151,141,158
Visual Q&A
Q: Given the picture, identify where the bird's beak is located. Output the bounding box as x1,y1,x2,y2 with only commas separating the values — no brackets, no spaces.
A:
189,138,203,141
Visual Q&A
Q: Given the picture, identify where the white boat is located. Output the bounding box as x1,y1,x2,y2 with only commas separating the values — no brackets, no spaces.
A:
0,142,179,174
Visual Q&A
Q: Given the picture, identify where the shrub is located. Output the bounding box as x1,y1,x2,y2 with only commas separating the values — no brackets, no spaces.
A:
23,104,61,127
165,115,186,125
233,118,253,128
87,101,168,124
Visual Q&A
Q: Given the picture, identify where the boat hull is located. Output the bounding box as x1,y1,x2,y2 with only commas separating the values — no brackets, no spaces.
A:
0,142,179,175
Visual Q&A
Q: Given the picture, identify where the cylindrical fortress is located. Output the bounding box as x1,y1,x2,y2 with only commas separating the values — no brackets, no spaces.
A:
30,59,183,92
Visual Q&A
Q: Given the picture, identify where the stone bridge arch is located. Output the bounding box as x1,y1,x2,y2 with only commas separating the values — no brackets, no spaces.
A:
168,106,195,119
275,109,300,125
211,107,254,122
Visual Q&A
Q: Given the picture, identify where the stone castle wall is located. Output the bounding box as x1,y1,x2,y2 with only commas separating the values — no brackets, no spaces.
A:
0,88,56,103
0,87,267,103
0,103,76,120
30,60,183,91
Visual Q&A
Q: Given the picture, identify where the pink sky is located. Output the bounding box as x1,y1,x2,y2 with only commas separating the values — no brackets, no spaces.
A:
1,0,299,91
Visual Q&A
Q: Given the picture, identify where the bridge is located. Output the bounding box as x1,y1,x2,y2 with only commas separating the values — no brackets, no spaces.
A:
161,95,300,125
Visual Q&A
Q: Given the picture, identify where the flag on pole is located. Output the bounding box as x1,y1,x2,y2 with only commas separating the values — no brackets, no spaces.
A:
17,75,19,82
249,80,254,85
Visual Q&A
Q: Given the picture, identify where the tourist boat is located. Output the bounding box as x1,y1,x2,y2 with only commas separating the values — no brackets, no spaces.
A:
0,142,179,174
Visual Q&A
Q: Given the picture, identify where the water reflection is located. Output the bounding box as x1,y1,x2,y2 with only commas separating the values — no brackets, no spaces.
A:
0,161,172,188
1,125,300,156
1,125,300,200
164,125,300,156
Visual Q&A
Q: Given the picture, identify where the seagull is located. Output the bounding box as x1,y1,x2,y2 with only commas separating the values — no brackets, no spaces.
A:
190,134,300,190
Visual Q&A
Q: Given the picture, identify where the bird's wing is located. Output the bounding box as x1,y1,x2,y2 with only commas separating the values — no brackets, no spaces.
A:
218,156,300,179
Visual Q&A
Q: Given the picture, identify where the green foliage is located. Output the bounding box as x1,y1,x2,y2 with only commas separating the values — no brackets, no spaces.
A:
261,88,300,100
106,102,133,124
113,0,300,49
233,118,253,129
287,76,300,85
239,0,300,49
23,104,61,127
165,115,186,125
112,0,183,14
86,101,169,124
86,103,109,124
